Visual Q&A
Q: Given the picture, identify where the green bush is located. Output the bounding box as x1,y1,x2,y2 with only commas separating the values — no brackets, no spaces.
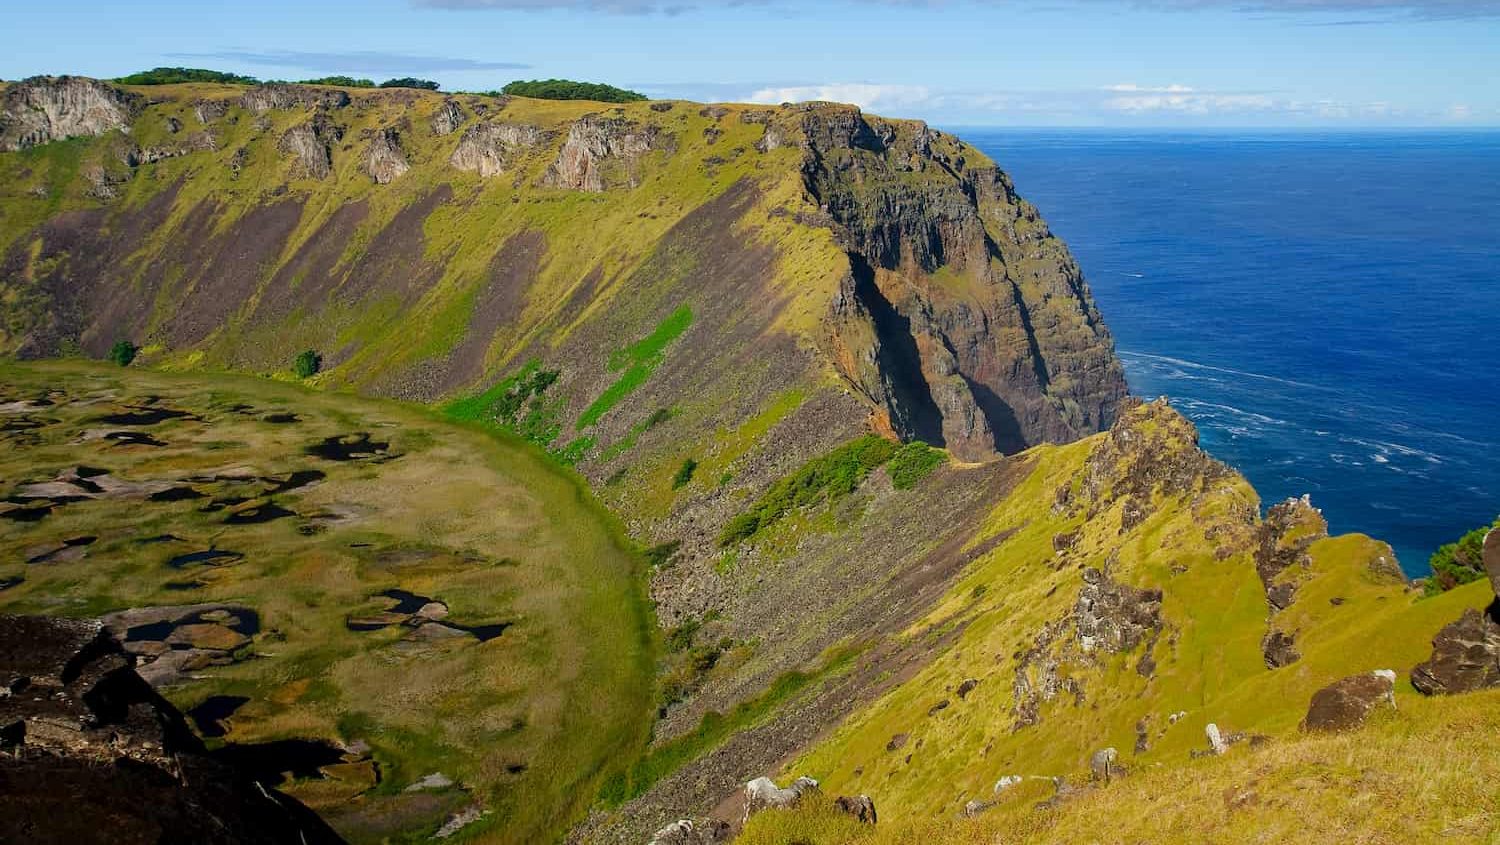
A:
644,540,681,569
672,458,698,489
108,340,138,367
379,77,440,91
1424,516,1499,596
501,79,647,103
292,350,322,379
299,76,375,88
887,441,946,489
719,435,898,547
114,67,259,86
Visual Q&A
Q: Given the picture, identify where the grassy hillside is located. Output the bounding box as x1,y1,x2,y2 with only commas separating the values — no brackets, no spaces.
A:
742,687,1500,844
728,399,1495,839
0,360,655,844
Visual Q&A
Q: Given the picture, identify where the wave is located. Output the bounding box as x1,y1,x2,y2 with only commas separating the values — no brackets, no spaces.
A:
1118,350,1324,390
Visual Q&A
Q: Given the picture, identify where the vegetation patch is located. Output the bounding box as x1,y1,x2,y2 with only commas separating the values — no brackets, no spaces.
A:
886,441,946,490
115,67,259,86
292,349,321,379
578,306,693,429
109,340,138,367
719,435,899,547
298,76,376,88
445,359,565,449
672,458,698,489
501,79,648,103
1424,515,1499,596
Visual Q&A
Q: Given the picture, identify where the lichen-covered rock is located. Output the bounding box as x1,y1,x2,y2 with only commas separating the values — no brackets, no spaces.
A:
1411,604,1500,695
240,84,350,114
1075,567,1162,656
449,122,546,177
1301,670,1396,732
1089,746,1120,783
543,115,666,192
364,128,410,184
1205,722,1228,755
430,99,466,136
833,794,877,824
742,775,818,823
645,818,730,845
0,76,142,152
280,113,343,180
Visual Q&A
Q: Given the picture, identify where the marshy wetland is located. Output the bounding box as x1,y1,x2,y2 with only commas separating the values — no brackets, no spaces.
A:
0,361,655,843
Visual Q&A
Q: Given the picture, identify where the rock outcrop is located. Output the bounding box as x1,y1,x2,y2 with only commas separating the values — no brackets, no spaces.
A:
1075,567,1163,658
1300,670,1397,732
0,76,142,152
543,115,667,191
240,84,351,114
0,614,342,844
742,775,819,823
449,121,546,177
364,127,410,184
280,113,343,179
833,794,877,824
1486,528,1500,596
1411,603,1500,696
804,105,1127,460
430,99,466,136
645,818,730,845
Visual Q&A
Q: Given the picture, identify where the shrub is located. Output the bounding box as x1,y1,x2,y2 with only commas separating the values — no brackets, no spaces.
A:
108,340,138,367
379,77,440,91
886,441,946,490
115,67,259,86
293,350,322,379
500,79,647,103
1424,516,1500,596
672,458,698,489
299,76,375,88
644,540,681,569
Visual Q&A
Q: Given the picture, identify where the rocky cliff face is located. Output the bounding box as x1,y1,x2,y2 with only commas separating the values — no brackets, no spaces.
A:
0,76,142,152
543,114,669,191
798,105,1126,459
0,614,343,844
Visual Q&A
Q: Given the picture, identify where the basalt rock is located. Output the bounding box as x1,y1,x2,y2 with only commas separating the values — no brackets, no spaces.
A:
1255,495,1328,612
1301,670,1396,732
1,76,142,152
1410,601,1500,696
0,614,342,844
1262,628,1301,669
240,84,351,114
1075,567,1163,656
645,818,730,845
430,99,466,136
805,105,1126,461
833,794,877,824
543,115,668,192
449,121,546,178
364,127,410,184
280,113,343,180
742,775,818,823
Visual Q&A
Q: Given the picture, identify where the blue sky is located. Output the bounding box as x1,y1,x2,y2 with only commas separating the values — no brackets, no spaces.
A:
6,0,1498,126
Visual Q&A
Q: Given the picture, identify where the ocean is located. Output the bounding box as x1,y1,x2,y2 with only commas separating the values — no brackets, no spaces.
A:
961,129,1500,575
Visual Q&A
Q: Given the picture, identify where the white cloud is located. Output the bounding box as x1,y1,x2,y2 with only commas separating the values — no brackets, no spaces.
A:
746,83,932,111
1101,84,1276,113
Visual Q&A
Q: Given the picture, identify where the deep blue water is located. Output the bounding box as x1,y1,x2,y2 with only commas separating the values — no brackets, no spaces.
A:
960,130,1500,575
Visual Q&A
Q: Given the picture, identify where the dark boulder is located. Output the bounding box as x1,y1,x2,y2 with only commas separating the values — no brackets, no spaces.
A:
1300,670,1396,732
833,794,877,824
1411,602,1500,696
0,614,342,844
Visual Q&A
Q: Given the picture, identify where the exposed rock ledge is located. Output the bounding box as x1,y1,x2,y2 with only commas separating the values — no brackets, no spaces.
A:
0,613,343,844
0,76,142,152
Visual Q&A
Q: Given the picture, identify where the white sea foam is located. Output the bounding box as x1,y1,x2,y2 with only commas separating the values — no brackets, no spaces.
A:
1118,350,1323,390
